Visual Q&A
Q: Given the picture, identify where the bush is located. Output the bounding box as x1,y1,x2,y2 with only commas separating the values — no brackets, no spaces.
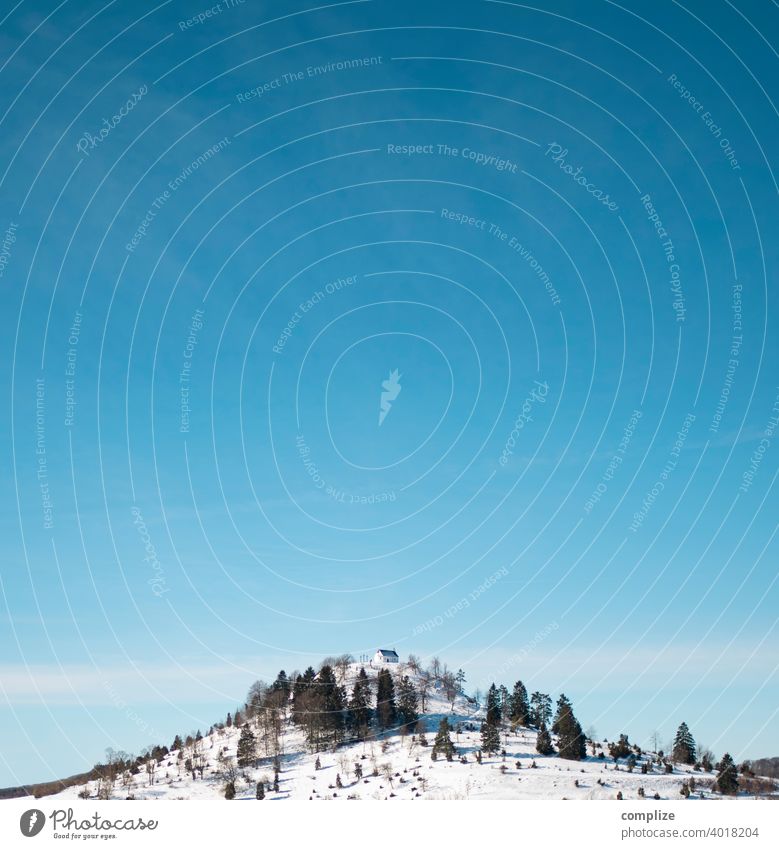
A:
608,735,631,762
739,776,776,796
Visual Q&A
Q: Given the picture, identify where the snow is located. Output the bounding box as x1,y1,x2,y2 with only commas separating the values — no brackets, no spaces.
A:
48,663,768,802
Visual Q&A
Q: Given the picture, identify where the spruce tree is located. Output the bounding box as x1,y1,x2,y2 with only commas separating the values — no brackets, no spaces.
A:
479,682,503,755
348,667,372,739
536,723,555,755
498,685,510,716
271,670,291,698
376,668,397,730
455,669,466,692
432,717,456,761
396,675,419,731
291,666,316,726
552,693,572,734
509,680,530,726
672,722,697,765
716,753,739,795
256,781,264,799
556,703,586,761
236,724,257,767
481,719,501,755
314,665,345,748
485,683,502,727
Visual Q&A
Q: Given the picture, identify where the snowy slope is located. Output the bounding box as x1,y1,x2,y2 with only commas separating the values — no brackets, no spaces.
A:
48,663,773,801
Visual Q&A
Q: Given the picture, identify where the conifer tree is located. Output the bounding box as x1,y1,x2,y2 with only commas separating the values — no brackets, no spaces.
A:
672,722,697,765
432,717,456,761
608,734,632,762
485,683,502,727
313,665,345,748
536,723,555,755
499,685,510,717
256,781,265,799
556,702,586,761
479,683,503,755
271,670,291,698
225,712,232,728
397,675,419,731
236,724,257,767
552,693,572,734
348,667,372,739
376,668,397,730
509,680,530,726
455,669,466,692
481,719,501,755
716,753,739,795
530,692,552,727
224,780,235,799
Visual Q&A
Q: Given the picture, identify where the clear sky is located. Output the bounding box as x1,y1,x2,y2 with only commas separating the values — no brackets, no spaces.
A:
0,0,777,787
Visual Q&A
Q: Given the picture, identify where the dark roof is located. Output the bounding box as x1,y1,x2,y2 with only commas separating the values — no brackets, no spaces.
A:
376,649,399,657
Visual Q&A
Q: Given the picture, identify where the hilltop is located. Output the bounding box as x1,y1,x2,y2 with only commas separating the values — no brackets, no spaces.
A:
17,658,779,801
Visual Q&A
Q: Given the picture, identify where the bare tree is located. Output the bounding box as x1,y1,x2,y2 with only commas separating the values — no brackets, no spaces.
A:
335,654,354,682
442,671,457,710
418,672,432,712
189,737,205,779
141,748,157,786
245,680,268,721
381,763,394,787
259,693,285,757
216,750,238,784
649,730,661,754
338,753,351,777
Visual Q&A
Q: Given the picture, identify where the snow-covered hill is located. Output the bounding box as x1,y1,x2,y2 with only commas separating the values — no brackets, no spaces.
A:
47,662,775,801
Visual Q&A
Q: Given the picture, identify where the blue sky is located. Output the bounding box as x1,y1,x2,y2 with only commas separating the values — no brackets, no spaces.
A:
0,0,778,786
